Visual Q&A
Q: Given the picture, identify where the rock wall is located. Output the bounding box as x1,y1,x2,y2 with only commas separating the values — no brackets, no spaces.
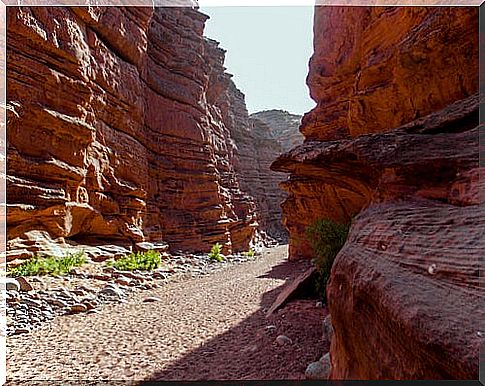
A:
273,6,479,260
271,6,482,380
244,116,287,241
245,110,302,241
303,6,478,141
250,110,303,152
6,6,283,261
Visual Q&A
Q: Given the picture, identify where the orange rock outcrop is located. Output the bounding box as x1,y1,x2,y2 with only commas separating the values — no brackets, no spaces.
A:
273,6,479,260
272,6,482,380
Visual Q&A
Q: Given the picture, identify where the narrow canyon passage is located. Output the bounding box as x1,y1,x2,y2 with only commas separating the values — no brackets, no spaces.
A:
6,245,326,382
4,4,482,381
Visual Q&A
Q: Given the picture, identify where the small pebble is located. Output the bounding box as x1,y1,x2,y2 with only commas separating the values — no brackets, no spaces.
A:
22,298,42,308
275,335,292,345
115,278,131,286
16,277,34,292
5,279,20,292
46,298,68,308
93,274,111,281
14,327,31,335
70,304,88,313
143,297,162,303
84,302,96,310
305,354,331,380
428,264,437,275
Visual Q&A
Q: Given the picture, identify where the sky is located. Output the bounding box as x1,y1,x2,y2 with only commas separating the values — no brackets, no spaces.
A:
199,6,316,116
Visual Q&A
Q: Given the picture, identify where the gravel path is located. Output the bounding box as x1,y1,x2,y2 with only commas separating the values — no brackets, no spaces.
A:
7,245,327,382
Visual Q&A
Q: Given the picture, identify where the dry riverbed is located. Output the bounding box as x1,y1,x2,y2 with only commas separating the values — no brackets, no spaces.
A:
6,245,328,382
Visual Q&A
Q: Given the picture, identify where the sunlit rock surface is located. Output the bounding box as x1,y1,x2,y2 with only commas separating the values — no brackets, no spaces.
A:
6,7,292,260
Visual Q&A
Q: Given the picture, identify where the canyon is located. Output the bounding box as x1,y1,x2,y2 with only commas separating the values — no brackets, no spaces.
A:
271,6,482,380
4,3,483,382
5,6,300,262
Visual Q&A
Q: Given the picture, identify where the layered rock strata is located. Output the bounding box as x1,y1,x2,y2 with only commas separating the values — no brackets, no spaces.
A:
241,115,288,241
243,111,302,241
200,42,300,242
273,6,479,260
249,110,303,152
6,6,283,261
303,6,478,141
271,6,481,380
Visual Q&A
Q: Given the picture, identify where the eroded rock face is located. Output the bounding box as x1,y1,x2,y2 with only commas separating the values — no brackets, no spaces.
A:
250,110,303,152
303,6,478,141
239,111,302,241
327,199,482,379
271,6,481,380
272,6,479,261
6,6,285,260
243,116,287,241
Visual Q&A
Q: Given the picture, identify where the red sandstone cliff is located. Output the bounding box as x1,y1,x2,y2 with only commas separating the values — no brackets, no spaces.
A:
271,6,482,380
6,6,285,261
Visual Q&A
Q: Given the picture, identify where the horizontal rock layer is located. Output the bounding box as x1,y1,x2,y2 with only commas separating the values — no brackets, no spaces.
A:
6,6,290,260
327,199,483,379
274,6,479,261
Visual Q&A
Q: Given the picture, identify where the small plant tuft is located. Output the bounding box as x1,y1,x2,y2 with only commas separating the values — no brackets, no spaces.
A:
107,250,161,271
306,219,350,302
209,243,224,262
243,249,255,258
7,250,87,277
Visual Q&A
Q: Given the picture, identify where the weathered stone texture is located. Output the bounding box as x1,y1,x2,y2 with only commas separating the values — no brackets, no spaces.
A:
303,6,478,141
6,7,285,260
250,110,303,152
271,6,481,380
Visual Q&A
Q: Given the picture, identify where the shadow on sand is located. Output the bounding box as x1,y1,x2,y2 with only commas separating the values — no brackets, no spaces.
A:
136,258,325,382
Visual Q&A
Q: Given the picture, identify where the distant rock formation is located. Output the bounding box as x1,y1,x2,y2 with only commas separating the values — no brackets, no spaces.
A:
250,110,303,152
272,6,482,380
244,110,302,241
5,6,293,261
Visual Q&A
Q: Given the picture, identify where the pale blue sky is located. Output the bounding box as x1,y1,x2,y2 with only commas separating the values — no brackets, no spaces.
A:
200,6,316,115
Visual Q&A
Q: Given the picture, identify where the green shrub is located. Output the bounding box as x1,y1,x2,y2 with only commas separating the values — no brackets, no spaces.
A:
209,243,224,262
107,250,161,271
244,249,255,258
306,219,350,302
7,250,86,277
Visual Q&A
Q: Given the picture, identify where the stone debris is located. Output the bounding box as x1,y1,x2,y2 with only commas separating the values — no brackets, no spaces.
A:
275,335,292,346
16,277,34,292
5,250,263,336
70,304,88,313
305,353,331,380
143,297,162,303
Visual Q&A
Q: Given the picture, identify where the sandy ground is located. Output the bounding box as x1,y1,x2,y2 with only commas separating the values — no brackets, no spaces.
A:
7,245,327,383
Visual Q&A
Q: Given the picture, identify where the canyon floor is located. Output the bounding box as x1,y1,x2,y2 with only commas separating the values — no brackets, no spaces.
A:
7,245,327,382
